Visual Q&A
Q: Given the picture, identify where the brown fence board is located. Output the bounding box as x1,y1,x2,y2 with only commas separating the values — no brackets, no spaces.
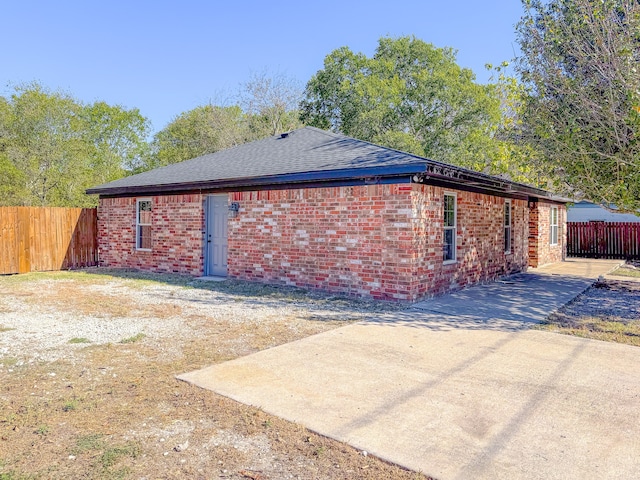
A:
0,208,19,274
0,207,98,275
567,222,640,259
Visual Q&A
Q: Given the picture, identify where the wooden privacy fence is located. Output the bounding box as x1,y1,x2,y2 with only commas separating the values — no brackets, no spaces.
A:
0,207,98,274
567,221,640,259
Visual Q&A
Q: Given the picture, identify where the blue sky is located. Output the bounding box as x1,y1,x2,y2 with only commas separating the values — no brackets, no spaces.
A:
2,1,525,134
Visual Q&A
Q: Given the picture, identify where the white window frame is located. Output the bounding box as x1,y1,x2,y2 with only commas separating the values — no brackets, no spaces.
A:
550,206,559,246
504,200,512,254
443,192,457,264
136,198,152,251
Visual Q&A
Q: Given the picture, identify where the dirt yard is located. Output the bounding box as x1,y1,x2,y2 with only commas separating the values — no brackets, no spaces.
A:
0,269,427,480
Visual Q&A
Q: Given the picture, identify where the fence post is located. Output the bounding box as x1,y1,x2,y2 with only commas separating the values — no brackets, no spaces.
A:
17,208,31,273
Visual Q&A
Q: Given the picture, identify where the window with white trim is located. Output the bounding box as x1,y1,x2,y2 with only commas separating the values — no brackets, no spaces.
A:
136,199,152,250
550,206,559,245
504,200,512,254
443,193,456,262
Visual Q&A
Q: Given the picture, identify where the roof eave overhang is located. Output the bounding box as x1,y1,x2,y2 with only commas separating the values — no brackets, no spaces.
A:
528,194,574,204
86,164,426,196
410,167,569,203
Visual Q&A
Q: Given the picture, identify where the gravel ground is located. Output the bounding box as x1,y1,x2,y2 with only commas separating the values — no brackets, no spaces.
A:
0,275,392,364
560,279,640,319
2,269,638,364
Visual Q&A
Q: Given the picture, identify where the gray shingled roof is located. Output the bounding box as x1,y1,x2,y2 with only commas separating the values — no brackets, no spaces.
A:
87,127,427,195
86,126,567,202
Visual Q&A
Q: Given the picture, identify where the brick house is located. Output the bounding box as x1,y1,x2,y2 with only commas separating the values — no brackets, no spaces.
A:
87,127,567,301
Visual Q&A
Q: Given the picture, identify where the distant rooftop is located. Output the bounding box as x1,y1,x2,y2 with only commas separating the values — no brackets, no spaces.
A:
568,201,640,222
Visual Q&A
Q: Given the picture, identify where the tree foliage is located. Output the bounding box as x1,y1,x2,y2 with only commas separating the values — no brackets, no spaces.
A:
0,72,304,205
485,66,556,187
300,36,533,178
147,105,249,170
84,101,151,180
149,71,303,168
0,83,150,206
516,0,640,211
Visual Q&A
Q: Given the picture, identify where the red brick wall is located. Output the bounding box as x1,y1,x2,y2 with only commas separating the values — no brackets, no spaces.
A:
528,201,566,268
97,186,551,301
227,185,413,300
228,184,530,301
98,194,205,275
528,201,540,267
411,185,529,299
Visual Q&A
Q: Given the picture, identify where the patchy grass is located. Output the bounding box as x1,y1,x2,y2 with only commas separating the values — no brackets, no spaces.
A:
119,333,145,344
0,270,110,286
539,280,640,346
34,424,50,435
1,268,400,314
68,337,92,344
611,266,640,278
70,434,140,478
99,443,141,468
0,357,18,368
85,267,402,312
0,325,14,333
62,399,79,412
74,433,106,454
19,285,184,320
0,471,37,480
540,315,640,346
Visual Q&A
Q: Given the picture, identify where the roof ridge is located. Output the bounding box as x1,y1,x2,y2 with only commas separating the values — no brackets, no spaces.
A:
299,125,345,139
299,126,434,164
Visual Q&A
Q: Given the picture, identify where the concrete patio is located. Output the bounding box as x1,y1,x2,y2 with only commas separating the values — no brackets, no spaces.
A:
179,259,639,480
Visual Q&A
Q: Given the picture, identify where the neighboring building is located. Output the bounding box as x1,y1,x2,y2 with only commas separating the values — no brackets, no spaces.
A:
568,201,640,223
87,127,568,301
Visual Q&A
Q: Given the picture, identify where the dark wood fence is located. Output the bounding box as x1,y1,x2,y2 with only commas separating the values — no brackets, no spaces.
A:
0,207,98,274
567,221,640,259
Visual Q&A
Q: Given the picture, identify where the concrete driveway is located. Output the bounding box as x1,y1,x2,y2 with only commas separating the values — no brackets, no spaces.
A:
179,260,640,480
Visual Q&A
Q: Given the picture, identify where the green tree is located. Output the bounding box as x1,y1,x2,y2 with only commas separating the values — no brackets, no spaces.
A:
83,101,150,182
0,83,150,206
300,36,505,171
148,104,249,169
483,66,554,187
516,0,640,211
0,96,22,201
3,83,87,206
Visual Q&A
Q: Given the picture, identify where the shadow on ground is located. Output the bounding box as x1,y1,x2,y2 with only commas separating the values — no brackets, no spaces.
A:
80,266,402,314
366,273,595,332
79,268,599,332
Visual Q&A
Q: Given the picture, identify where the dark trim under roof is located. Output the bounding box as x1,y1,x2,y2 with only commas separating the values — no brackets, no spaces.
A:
87,127,569,203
